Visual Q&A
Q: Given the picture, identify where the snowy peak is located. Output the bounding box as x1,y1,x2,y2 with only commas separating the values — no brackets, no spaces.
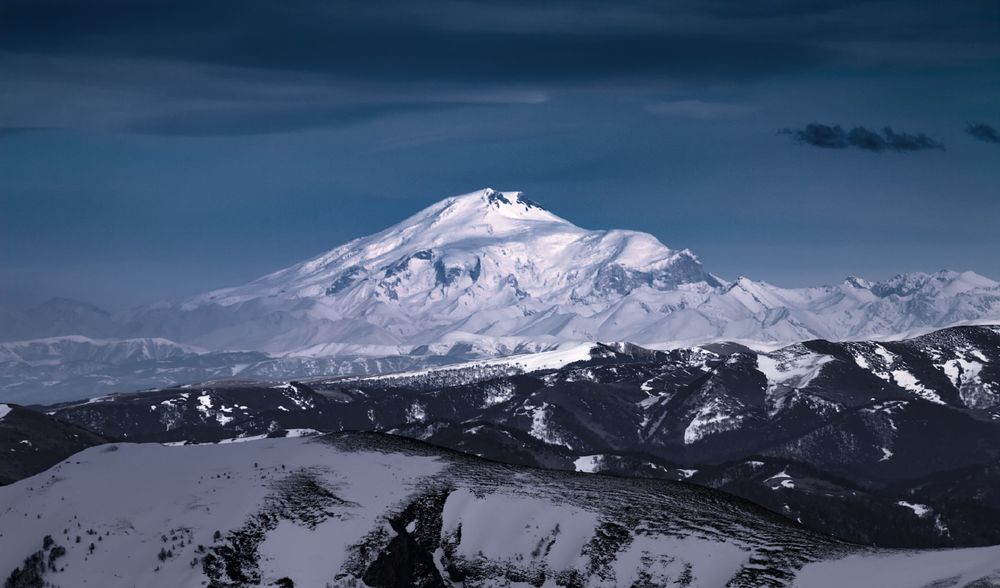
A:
482,187,554,218
193,188,715,314
869,270,999,299
387,187,575,243
843,276,873,289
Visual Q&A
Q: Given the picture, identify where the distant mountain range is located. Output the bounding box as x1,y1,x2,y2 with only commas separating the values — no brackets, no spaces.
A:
22,324,999,549
2,187,1000,402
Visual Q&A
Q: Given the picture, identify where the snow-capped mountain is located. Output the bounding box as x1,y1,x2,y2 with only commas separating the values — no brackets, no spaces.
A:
118,188,722,355
127,187,1000,352
3,432,1000,588
3,188,1000,402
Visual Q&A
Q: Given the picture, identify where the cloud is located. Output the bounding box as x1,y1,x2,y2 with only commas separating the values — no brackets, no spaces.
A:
0,0,834,136
0,0,832,85
779,123,945,152
645,100,753,120
0,0,997,136
125,102,494,137
0,54,552,137
966,122,1000,144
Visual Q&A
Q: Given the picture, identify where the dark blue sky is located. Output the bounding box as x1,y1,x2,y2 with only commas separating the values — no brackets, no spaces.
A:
1,0,998,309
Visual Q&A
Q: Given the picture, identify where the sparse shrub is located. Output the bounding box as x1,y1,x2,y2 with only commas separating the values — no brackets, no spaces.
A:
5,550,45,588
48,546,66,572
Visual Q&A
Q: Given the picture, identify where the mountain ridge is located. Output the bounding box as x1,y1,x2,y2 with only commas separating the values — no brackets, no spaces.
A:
37,324,1000,548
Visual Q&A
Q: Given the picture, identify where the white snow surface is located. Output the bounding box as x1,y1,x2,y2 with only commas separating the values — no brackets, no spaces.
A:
765,470,797,490
573,455,602,473
0,404,11,420
794,545,1000,588
348,341,597,384
0,437,446,587
757,347,833,416
897,501,932,518
890,369,944,404
936,345,997,409
96,189,1000,357
683,396,746,444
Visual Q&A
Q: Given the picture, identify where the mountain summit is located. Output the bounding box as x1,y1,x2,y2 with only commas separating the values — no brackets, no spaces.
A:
196,188,718,310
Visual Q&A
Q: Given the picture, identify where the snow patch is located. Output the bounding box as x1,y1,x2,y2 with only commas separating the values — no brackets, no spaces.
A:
683,397,745,445
440,488,598,570
890,370,944,404
757,349,833,416
897,501,931,518
573,455,602,473
526,402,574,449
765,470,796,490
405,402,427,423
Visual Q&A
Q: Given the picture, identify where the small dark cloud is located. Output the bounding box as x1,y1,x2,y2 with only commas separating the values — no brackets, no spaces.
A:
779,123,945,152
966,122,1000,144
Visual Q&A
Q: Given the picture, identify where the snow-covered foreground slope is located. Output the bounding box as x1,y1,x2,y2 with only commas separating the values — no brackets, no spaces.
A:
795,546,1000,588
1,433,998,588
